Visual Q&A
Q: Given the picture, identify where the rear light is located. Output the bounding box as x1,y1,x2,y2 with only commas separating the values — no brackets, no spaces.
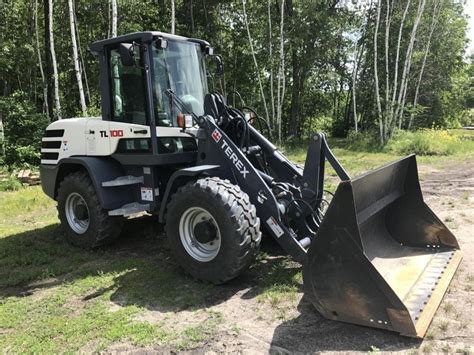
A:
177,112,185,128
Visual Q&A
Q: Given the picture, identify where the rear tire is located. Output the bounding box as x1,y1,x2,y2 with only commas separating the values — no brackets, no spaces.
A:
165,177,261,284
57,171,124,248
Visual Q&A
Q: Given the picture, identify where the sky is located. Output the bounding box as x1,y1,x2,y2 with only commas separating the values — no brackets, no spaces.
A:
466,0,474,57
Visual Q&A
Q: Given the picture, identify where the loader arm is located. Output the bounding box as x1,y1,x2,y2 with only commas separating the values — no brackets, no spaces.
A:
195,115,308,263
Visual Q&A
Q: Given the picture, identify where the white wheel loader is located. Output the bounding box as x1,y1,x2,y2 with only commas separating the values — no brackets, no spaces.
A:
40,31,461,338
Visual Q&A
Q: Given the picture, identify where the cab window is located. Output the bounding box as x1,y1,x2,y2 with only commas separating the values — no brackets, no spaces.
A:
109,48,147,125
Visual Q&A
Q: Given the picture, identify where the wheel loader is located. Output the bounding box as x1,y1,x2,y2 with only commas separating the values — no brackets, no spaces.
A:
39,31,462,338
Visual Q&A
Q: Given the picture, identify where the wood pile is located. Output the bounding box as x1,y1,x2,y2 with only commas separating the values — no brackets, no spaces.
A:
16,169,41,186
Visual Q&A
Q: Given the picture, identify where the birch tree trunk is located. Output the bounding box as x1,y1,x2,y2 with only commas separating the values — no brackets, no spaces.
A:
107,0,111,37
34,0,49,120
111,0,117,37
351,58,359,133
68,0,87,116
373,0,384,144
395,0,426,128
190,0,195,34
384,0,391,140
388,0,410,128
171,0,176,34
351,1,372,133
352,43,364,132
268,0,275,129
242,0,270,127
408,0,441,130
43,0,53,118
73,3,90,101
48,0,61,119
276,0,286,143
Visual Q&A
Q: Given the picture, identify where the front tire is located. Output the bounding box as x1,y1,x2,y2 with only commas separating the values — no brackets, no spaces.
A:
57,171,123,248
165,177,261,284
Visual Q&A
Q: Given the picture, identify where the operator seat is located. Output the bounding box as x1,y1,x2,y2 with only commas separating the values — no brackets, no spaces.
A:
204,92,227,125
121,73,146,125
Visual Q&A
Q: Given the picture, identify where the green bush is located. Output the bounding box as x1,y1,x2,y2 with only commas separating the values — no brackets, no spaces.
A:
385,129,459,156
0,175,23,192
345,130,382,152
302,115,333,134
0,91,49,167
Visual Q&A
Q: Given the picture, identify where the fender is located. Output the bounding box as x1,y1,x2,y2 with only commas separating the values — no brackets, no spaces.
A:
158,165,220,223
40,156,134,210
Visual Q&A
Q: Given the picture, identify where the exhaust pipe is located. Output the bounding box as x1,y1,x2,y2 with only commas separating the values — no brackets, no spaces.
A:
303,155,462,337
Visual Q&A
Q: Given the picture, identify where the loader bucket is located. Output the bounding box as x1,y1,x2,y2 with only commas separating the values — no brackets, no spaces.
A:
303,155,462,337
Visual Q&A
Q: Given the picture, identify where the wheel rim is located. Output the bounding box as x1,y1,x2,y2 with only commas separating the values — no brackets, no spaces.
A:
179,207,221,262
65,192,90,234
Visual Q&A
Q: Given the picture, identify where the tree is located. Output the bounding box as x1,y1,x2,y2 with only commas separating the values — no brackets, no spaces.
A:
47,0,61,119
276,0,286,143
111,0,117,37
408,0,441,129
373,0,384,143
0,0,470,161
171,0,175,34
68,0,87,116
383,0,392,137
267,0,275,128
34,0,49,120
394,0,426,128
241,0,270,126
388,0,411,131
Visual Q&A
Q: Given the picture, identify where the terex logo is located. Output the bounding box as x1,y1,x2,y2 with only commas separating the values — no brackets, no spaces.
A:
211,129,222,143
220,140,250,178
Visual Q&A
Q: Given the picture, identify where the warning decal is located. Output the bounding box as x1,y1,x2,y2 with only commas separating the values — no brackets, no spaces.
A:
266,216,284,238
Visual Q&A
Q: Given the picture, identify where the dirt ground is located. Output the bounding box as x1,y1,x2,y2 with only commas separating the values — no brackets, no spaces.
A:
104,159,473,354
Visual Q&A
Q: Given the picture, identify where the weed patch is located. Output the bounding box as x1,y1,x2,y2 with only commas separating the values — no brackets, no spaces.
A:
385,129,474,156
0,175,23,192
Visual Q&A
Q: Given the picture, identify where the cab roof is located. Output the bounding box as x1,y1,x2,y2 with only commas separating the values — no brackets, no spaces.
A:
90,31,211,54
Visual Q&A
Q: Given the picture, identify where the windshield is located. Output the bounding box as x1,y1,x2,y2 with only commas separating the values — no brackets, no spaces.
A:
152,40,209,126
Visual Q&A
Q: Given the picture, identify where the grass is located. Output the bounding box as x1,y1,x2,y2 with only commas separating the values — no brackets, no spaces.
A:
385,129,474,156
437,320,449,332
284,129,474,185
0,186,296,352
442,344,452,353
444,216,454,223
455,345,471,354
443,302,454,314
421,342,434,353
230,324,242,335
425,330,436,340
368,345,380,353
0,186,222,352
282,129,474,201
176,310,223,350
1,128,473,351
0,174,23,191
254,255,302,307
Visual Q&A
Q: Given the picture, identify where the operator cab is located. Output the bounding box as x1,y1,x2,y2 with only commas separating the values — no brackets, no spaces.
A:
90,31,220,158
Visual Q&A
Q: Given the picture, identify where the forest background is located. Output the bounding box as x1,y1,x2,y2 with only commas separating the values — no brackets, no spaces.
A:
0,0,473,167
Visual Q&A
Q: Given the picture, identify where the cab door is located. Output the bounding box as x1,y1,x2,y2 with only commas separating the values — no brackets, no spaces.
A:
107,46,151,155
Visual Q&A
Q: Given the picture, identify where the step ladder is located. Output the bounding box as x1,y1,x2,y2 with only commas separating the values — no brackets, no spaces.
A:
108,202,150,216
102,175,144,187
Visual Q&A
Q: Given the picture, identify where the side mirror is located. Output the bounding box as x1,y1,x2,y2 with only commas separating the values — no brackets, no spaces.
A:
119,43,136,66
212,55,224,77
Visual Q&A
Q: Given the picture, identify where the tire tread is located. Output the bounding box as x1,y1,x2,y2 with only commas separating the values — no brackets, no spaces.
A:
166,176,261,284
